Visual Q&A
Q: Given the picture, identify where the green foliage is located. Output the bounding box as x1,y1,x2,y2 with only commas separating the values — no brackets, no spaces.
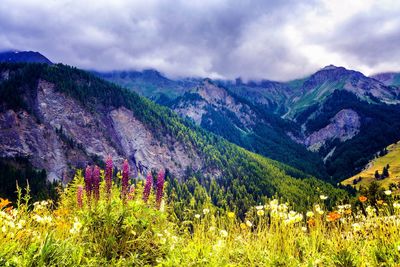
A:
0,158,59,202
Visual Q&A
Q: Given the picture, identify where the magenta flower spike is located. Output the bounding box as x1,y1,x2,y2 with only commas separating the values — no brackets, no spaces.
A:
77,185,83,209
128,185,135,200
92,165,100,202
142,172,153,203
121,159,130,202
84,165,92,204
156,170,165,209
105,155,113,199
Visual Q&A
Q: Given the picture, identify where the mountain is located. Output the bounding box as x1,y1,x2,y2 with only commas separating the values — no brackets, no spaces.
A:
166,79,327,178
0,50,52,64
371,72,400,88
342,140,400,190
98,65,400,182
94,70,199,101
0,62,345,211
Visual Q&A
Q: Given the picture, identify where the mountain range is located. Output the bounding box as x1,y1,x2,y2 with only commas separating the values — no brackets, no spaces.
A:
96,64,400,182
1,50,400,210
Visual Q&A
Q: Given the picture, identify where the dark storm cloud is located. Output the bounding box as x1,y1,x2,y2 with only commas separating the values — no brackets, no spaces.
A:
0,0,399,80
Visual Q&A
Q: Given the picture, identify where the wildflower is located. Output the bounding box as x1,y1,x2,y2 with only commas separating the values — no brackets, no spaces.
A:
16,220,26,229
227,212,235,218
240,223,246,230
84,165,92,204
127,185,135,200
366,205,376,216
327,211,341,222
306,211,314,217
314,204,324,215
257,210,265,216
209,226,216,232
320,195,328,200
255,205,264,210
384,190,392,196
156,170,165,209
393,202,400,209
0,198,11,209
70,218,82,234
92,166,100,202
105,155,113,198
1,226,6,233
246,220,253,227
352,223,362,232
301,226,307,232
377,200,384,205
159,199,165,212
307,218,316,227
77,185,83,208
194,214,201,219
359,196,367,203
121,160,130,202
219,230,228,238
203,208,210,215
143,172,153,203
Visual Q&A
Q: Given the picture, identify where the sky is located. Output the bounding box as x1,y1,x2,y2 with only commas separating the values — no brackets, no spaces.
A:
0,0,400,81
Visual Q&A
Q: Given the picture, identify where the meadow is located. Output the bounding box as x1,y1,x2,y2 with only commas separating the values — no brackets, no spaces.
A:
1,158,400,266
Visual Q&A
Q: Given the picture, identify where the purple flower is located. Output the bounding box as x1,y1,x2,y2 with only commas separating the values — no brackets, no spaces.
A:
105,155,113,199
121,159,130,202
156,170,165,209
142,172,153,203
128,185,135,200
77,185,83,208
84,165,92,204
92,165,100,202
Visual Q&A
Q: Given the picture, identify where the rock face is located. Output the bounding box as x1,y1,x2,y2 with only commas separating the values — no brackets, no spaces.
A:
172,80,257,128
0,78,204,181
305,109,361,151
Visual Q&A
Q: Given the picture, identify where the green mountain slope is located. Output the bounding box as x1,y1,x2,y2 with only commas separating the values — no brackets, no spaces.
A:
0,63,346,212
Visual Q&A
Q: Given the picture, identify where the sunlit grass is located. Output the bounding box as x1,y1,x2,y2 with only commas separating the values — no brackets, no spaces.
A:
1,166,400,266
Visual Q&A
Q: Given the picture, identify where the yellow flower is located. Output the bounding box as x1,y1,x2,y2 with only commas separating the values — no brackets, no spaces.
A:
194,214,201,219
306,211,314,217
246,220,253,227
240,223,246,230
203,208,210,215
320,195,328,200
257,210,265,216
227,212,235,218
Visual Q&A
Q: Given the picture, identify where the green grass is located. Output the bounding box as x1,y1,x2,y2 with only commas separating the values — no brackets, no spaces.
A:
342,141,400,190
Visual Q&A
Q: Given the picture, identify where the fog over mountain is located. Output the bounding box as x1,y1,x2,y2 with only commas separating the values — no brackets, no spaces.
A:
1,0,400,80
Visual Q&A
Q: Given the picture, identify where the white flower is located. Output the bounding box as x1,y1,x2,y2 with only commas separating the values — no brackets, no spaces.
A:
1,225,6,233
194,214,201,219
16,220,26,229
219,230,228,238
314,204,324,215
246,220,253,227
393,202,400,209
69,218,82,234
320,195,328,200
384,190,392,196
255,205,264,210
352,223,362,232
301,227,307,232
203,208,210,215
209,226,216,232
306,211,314,217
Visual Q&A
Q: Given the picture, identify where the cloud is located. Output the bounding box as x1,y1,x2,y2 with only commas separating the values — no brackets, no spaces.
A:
0,0,399,80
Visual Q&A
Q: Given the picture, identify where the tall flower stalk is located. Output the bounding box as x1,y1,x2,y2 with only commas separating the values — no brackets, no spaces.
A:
121,159,130,202
142,172,153,203
84,165,92,206
92,165,100,202
77,185,83,209
105,155,113,200
156,170,165,209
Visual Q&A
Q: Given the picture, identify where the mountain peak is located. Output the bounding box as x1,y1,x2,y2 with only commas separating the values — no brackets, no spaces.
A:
320,64,343,71
0,50,52,64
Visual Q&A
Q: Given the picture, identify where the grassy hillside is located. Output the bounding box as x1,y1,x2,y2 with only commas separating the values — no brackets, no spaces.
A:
342,141,400,190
